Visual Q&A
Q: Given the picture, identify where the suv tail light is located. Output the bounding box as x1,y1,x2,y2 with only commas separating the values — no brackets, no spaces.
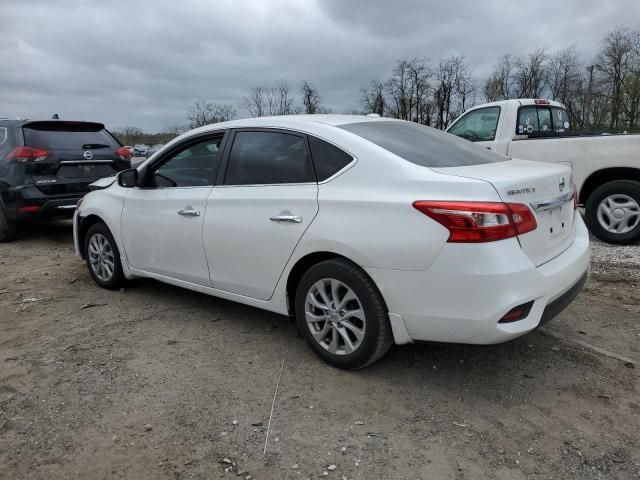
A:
6,146,51,163
115,146,132,160
413,201,537,243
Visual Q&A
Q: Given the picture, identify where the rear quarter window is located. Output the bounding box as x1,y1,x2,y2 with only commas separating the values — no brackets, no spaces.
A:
22,122,120,150
338,121,506,168
308,136,354,181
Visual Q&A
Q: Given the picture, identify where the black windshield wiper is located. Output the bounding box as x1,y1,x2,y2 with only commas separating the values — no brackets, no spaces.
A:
81,143,111,149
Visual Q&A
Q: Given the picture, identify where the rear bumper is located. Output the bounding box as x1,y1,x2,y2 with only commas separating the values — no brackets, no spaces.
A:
366,215,591,345
3,185,85,221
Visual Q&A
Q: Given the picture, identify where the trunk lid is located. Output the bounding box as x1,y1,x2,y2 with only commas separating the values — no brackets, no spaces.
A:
21,121,127,194
433,158,576,266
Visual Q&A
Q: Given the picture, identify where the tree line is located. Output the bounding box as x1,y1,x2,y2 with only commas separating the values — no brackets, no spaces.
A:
113,25,640,145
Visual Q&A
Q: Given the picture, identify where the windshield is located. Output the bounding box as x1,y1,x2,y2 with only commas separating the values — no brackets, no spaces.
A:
339,120,506,168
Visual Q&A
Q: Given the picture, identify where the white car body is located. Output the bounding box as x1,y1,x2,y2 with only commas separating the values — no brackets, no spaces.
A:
446,99,640,244
74,115,590,354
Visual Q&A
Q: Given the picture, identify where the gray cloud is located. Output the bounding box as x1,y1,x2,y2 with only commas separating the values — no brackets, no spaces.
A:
0,0,637,131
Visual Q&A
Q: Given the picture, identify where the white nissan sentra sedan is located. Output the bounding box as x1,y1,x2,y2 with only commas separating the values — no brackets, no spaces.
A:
73,115,590,369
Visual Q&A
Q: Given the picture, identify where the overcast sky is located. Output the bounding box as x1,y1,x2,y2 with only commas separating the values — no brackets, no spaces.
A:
1,0,638,132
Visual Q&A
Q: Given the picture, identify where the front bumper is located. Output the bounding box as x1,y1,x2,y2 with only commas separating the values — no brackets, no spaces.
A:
367,215,591,345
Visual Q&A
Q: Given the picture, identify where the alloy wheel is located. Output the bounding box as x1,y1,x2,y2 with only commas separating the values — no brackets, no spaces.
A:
304,278,366,355
88,233,115,282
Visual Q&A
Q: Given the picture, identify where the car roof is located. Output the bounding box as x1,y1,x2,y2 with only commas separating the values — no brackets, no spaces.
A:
187,114,398,136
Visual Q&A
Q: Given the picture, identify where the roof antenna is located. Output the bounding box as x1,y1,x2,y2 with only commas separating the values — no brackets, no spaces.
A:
51,113,60,119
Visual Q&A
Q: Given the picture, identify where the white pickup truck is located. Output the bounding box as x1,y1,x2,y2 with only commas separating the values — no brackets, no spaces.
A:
446,99,640,245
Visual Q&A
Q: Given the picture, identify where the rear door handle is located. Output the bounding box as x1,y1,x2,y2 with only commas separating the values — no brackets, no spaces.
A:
178,207,200,217
270,215,302,223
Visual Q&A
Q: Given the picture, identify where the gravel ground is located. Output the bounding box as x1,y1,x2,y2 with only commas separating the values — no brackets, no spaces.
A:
1,221,639,480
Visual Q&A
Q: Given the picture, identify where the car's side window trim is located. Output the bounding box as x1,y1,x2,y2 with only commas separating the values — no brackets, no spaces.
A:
139,130,228,189
218,127,317,187
449,106,501,142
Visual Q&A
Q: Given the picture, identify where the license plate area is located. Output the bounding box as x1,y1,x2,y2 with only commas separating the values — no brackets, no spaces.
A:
543,202,572,239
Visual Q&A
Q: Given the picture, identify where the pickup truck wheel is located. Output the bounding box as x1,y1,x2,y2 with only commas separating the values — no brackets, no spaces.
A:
585,180,640,245
0,206,17,242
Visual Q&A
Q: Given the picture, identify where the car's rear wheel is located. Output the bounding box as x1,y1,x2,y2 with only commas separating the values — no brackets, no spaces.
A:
84,223,125,289
0,206,17,242
585,180,640,245
295,258,393,369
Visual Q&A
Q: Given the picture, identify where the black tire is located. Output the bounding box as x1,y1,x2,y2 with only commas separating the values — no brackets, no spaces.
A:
295,258,393,369
584,180,640,245
84,222,126,290
0,206,17,242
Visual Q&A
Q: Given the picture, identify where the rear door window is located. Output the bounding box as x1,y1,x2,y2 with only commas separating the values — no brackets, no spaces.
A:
447,107,500,142
224,131,315,185
23,122,120,150
308,136,353,181
339,120,505,168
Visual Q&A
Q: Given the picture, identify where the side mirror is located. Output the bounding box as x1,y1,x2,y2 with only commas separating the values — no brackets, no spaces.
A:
118,168,138,188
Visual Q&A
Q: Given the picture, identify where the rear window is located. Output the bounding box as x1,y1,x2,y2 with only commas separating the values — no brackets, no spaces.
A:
517,106,571,135
338,121,506,168
22,122,120,150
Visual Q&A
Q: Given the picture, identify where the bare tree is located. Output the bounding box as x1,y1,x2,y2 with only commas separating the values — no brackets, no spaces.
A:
301,81,323,114
547,46,584,124
243,81,298,117
433,56,473,129
360,79,386,116
483,55,516,101
241,87,266,117
407,57,433,124
513,48,548,98
186,101,235,128
596,26,635,129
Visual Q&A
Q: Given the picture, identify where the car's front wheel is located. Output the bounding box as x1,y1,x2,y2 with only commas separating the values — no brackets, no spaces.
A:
84,223,125,289
585,180,640,245
295,258,393,369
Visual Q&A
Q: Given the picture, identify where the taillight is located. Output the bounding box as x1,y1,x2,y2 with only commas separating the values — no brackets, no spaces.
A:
116,146,132,160
6,146,51,163
413,201,537,243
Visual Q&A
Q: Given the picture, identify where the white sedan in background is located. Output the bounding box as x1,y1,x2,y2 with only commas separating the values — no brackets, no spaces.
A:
74,115,590,369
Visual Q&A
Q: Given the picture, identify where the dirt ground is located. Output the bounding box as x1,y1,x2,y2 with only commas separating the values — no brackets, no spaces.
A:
1,220,639,480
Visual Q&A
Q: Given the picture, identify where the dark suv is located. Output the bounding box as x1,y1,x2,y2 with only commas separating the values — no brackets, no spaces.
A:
0,119,131,241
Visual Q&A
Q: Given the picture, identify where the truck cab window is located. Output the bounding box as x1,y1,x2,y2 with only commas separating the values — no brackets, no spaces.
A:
448,107,500,142
517,106,571,135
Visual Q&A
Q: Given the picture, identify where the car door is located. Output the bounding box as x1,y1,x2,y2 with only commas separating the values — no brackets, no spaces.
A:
121,132,226,286
203,129,319,300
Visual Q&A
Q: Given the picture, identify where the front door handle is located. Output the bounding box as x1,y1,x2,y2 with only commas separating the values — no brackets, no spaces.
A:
178,207,200,217
270,215,302,223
